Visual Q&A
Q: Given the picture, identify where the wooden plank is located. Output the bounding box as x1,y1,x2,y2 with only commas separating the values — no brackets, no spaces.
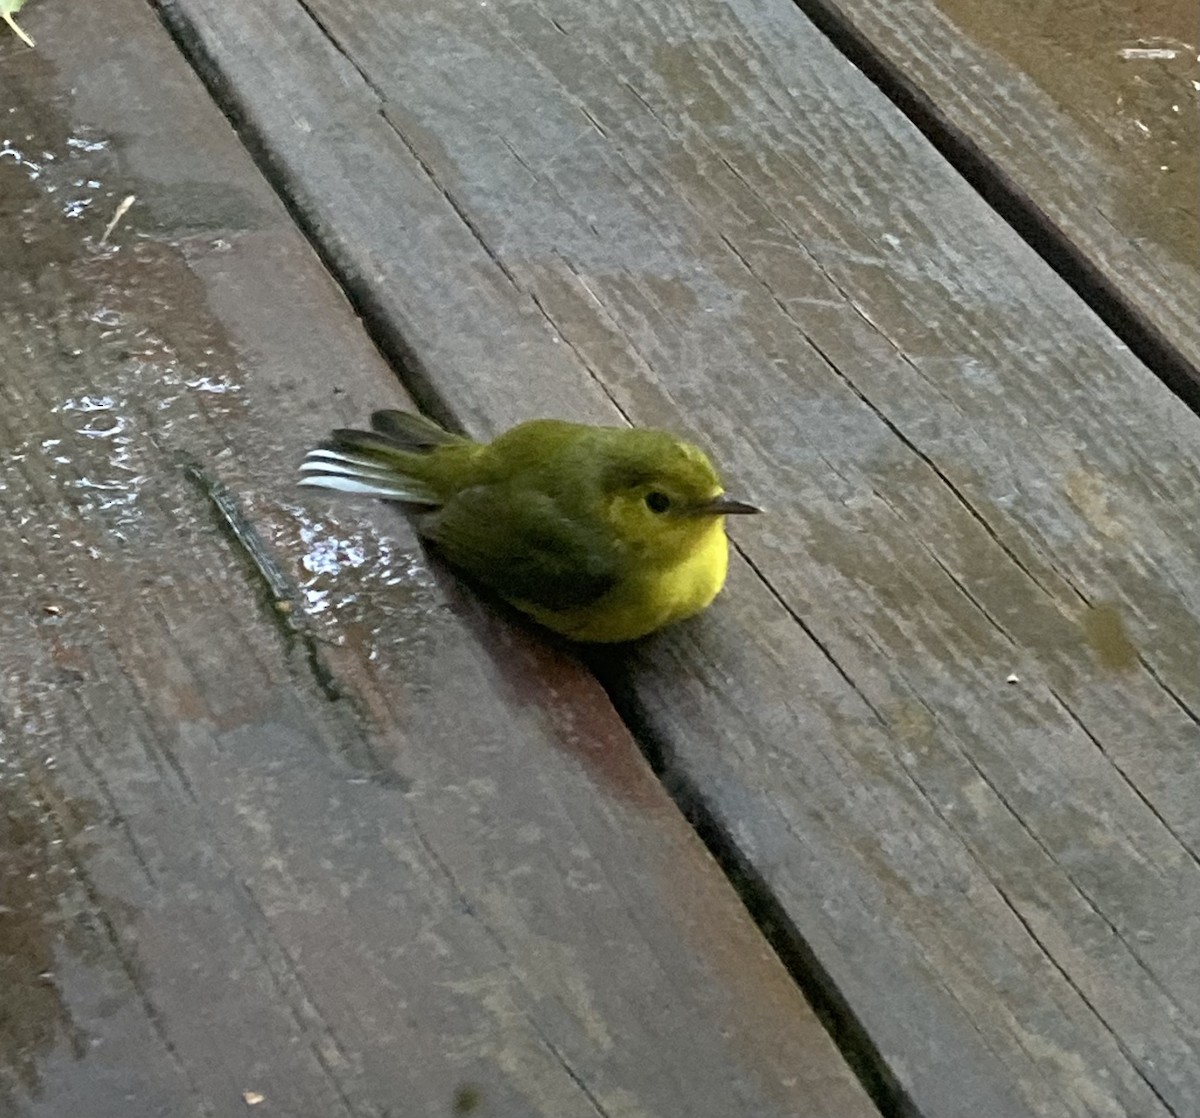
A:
788,0,1200,398
0,6,880,1118
149,0,1200,1115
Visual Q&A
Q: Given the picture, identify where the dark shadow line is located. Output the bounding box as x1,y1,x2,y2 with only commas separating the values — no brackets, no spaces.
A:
587,651,922,1118
146,0,467,438
786,0,1200,415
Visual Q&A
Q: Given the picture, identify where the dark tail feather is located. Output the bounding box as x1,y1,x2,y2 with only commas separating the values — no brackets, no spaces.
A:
370,409,467,451
326,429,414,459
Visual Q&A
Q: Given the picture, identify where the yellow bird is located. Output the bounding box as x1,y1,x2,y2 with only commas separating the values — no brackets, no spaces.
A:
299,410,759,642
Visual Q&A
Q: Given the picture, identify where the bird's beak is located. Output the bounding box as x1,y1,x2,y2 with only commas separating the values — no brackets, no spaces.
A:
696,495,762,516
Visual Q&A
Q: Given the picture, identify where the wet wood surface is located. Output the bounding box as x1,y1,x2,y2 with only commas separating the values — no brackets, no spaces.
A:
0,4,882,1117
791,0,1200,396
148,0,1200,1115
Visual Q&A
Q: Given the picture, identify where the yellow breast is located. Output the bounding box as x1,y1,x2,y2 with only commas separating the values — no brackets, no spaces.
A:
652,519,730,626
523,520,731,643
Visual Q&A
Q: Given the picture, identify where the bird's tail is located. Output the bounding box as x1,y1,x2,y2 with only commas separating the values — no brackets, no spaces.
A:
298,409,468,504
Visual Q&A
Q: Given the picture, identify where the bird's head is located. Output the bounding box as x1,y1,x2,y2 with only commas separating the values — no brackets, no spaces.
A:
599,430,759,562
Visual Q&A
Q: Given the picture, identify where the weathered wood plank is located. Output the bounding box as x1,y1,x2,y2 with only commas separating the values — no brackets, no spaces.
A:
791,0,1200,398
151,0,1200,1114
0,5,879,1118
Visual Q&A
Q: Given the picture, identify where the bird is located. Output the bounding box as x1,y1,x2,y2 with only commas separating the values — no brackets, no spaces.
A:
298,409,759,642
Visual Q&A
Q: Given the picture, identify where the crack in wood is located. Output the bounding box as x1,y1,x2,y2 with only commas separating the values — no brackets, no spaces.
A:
524,285,634,425
536,1032,613,1118
293,0,385,105
226,875,363,1117
1140,659,1200,730
379,106,526,292
18,762,216,1113
1048,686,1200,874
184,463,344,702
579,106,610,140
800,328,1060,605
408,824,510,958
990,880,1181,1117
783,0,1200,416
148,0,467,437
717,226,1068,633
650,763,923,1118
732,540,888,725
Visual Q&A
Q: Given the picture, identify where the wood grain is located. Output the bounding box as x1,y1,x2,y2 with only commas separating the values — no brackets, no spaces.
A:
0,4,878,1117
151,0,1200,1114
790,0,1200,396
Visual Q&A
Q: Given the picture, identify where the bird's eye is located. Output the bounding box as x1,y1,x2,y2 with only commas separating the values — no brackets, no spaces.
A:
645,491,671,514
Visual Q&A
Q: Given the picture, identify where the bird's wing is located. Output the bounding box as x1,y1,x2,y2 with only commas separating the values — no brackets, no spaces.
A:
420,484,620,612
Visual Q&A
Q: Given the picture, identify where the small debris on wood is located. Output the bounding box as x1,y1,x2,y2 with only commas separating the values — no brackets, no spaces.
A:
1117,46,1179,61
99,194,136,245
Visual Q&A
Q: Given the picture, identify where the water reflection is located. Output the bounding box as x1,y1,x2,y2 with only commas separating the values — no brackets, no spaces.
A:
273,504,438,685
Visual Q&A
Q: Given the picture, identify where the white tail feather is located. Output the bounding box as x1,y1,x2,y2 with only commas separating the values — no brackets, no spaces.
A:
302,448,381,468
297,474,440,503
299,458,396,479
298,449,439,504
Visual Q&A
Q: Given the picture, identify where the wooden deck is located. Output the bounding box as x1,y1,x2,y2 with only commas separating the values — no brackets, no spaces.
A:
2,0,1198,1116
788,0,1200,404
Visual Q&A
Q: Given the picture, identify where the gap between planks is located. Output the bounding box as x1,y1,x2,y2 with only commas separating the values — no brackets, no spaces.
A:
144,1,912,1114
783,0,1200,415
